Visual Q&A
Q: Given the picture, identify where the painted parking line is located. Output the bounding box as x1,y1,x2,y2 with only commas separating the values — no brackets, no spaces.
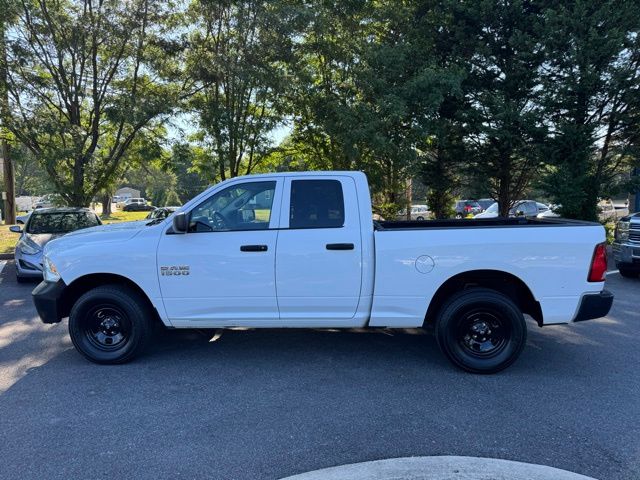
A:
0,260,6,275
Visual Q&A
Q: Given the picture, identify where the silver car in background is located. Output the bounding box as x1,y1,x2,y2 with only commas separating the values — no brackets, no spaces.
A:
10,208,101,282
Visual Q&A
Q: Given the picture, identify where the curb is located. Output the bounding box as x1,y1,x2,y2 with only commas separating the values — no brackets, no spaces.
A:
280,456,598,480
0,253,13,260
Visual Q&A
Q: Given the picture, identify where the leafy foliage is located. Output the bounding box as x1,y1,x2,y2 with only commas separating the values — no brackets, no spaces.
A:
2,0,184,206
539,0,640,220
1,0,639,220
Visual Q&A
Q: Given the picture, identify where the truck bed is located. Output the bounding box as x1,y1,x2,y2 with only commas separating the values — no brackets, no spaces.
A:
376,217,598,230
369,216,606,328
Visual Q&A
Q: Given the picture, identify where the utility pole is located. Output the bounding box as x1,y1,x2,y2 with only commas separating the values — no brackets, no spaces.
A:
0,9,15,224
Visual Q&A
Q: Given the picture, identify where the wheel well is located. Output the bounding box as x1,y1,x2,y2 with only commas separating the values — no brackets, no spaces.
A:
60,273,161,324
424,270,543,327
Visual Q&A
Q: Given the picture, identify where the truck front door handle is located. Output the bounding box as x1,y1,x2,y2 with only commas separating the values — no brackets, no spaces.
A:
326,243,354,250
240,245,268,252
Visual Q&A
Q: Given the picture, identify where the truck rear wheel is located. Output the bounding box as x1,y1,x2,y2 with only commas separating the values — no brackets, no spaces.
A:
69,285,152,364
435,288,527,374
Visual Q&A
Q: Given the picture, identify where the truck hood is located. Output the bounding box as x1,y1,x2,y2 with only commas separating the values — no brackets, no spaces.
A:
44,221,151,255
65,220,150,237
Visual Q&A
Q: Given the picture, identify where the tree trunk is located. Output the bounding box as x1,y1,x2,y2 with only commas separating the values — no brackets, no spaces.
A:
0,19,15,224
1,137,15,224
101,194,112,217
497,152,512,217
405,178,412,220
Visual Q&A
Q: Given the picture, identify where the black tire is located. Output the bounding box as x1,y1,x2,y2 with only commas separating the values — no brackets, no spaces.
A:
435,288,527,374
416,216,425,221
69,285,153,364
455,213,463,219
619,267,639,279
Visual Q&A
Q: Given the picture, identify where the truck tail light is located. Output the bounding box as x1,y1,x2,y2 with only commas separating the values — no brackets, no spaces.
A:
588,242,607,282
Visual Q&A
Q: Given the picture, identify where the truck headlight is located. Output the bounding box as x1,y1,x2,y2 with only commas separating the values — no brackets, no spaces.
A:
615,221,629,241
18,239,41,256
43,256,61,283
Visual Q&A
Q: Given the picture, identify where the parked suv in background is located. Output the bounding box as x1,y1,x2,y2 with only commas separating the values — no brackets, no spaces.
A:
122,198,154,212
454,200,483,218
613,213,640,278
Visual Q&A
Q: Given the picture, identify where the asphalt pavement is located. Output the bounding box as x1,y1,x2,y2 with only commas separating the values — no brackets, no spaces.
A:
0,260,638,480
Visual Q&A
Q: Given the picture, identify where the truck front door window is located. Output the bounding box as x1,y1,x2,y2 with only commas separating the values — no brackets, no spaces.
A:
189,181,276,232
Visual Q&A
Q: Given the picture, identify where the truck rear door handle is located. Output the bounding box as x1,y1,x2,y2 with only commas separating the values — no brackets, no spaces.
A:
326,243,354,250
240,245,268,252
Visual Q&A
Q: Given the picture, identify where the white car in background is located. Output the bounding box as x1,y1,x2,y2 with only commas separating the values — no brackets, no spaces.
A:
614,204,629,219
397,204,430,221
598,199,616,223
16,212,32,224
475,200,548,218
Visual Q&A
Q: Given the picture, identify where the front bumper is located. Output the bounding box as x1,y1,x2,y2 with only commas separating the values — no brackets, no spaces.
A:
612,241,640,268
32,280,67,324
15,250,44,278
573,290,614,322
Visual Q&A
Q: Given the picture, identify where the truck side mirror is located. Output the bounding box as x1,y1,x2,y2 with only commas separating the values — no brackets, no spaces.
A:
172,212,188,233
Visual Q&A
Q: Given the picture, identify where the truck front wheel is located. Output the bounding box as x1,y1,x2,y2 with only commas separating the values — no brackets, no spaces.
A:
69,285,153,364
435,288,527,374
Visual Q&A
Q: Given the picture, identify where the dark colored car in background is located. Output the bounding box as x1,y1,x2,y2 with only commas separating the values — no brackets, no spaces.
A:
146,206,180,221
454,200,483,218
122,198,155,212
613,212,640,278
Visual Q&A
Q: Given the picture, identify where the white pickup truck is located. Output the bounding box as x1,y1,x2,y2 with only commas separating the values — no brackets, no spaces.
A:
33,171,613,373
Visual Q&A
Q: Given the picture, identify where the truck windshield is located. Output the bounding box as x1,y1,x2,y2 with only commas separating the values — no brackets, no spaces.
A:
27,212,100,234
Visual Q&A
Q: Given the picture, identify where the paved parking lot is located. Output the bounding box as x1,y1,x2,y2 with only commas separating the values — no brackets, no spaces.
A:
0,260,638,480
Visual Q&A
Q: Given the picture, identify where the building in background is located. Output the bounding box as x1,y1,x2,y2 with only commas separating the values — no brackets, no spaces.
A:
114,187,141,202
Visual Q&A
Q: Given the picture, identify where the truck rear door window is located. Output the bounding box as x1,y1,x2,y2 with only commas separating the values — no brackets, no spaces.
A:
289,180,344,229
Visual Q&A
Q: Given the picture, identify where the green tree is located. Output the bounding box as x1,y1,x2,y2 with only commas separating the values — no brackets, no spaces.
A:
459,0,547,217
3,0,183,206
0,0,19,223
166,142,213,202
288,1,461,213
186,0,299,180
12,144,52,196
540,0,640,220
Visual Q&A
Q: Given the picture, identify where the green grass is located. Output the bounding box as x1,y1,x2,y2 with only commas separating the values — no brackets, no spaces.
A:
0,224,20,254
100,210,150,224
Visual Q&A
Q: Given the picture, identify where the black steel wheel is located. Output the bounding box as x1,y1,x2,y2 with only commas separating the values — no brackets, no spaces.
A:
435,288,527,374
83,305,131,351
69,285,153,364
